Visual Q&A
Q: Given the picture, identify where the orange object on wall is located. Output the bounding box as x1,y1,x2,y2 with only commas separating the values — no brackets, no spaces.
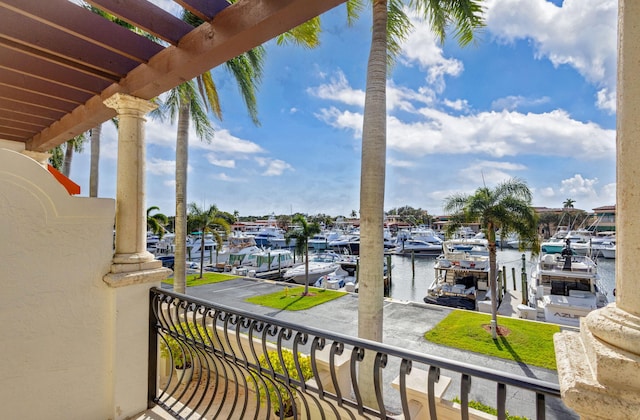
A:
47,165,81,195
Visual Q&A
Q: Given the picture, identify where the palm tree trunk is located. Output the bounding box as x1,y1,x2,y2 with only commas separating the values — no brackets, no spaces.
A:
62,142,74,177
200,235,205,279
488,224,498,339
358,0,387,407
174,102,190,294
304,244,309,295
89,124,102,197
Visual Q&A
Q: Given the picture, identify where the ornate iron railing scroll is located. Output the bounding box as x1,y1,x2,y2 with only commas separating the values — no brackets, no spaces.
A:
148,287,562,419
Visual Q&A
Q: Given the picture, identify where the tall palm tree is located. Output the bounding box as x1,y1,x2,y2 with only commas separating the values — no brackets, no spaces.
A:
187,203,230,279
285,215,322,295
443,178,539,339
147,206,168,239
357,0,484,346
562,198,576,229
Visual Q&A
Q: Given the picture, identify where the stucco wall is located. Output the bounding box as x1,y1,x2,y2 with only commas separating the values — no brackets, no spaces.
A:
0,148,116,419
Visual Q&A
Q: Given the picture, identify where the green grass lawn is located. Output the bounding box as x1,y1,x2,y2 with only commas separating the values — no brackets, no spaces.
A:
424,310,560,370
245,286,346,311
162,272,239,287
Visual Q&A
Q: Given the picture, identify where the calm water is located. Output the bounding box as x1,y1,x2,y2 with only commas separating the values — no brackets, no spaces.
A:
386,248,616,304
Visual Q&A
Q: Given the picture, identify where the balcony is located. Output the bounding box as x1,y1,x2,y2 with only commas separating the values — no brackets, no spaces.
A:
149,287,563,419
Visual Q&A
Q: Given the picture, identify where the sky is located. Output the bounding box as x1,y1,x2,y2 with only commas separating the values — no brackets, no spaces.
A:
69,0,617,218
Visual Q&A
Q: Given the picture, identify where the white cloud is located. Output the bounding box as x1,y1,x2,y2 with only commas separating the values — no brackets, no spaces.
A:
386,108,614,160
458,160,528,185
315,107,363,137
309,72,435,113
535,175,615,210
212,173,244,182
399,11,464,91
491,95,551,111
307,70,365,106
146,158,175,176
255,157,294,176
388,158,415,168
205,155,235,168
596,88,616,113
443,99,469,112
559,174,599,196
485,0,617,101
192,128,265,155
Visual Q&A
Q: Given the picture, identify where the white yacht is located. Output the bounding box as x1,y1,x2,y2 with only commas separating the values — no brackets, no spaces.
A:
424,240,491,311
241,249,294,273
394,239,442,255
282,252,342,285
526,247,608,327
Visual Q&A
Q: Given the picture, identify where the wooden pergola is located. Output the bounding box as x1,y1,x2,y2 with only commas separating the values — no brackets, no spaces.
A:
0,0,345,151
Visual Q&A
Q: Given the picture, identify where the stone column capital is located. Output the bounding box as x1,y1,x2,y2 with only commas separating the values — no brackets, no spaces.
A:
104,93,157,116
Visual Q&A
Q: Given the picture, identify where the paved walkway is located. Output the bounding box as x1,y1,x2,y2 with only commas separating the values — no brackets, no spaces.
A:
166,277,577,420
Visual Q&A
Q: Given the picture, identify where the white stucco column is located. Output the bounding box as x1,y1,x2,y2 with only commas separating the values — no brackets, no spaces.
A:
554,1,640,418
104,93,156,264
102,93,171,420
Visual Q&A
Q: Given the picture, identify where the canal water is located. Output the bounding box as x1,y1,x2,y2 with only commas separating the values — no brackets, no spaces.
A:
386,248,616,304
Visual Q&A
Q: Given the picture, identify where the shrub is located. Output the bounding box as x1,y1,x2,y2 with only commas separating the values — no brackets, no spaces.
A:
250,349,314,417
160,321,210,369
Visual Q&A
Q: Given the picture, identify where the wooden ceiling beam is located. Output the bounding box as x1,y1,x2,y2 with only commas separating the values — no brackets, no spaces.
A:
28,0,345,152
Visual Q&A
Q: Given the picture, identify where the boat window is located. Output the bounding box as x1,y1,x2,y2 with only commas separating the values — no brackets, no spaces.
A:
551,280,566,296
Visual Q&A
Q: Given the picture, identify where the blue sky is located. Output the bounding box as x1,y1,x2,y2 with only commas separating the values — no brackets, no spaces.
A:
70,0,617,218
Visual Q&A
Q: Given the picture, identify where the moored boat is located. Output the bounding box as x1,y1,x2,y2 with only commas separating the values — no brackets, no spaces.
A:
394,239,442,255
242,248,295,273
526,242,608,327
423,240,492,311
282,252,342,285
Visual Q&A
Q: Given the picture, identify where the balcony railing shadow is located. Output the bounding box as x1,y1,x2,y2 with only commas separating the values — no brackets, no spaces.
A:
148,287,562,419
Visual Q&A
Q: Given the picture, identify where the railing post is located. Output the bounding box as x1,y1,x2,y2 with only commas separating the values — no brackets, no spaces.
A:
147,289,158,409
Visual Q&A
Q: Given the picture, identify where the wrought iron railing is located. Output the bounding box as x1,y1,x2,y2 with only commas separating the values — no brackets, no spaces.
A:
148,287,565,419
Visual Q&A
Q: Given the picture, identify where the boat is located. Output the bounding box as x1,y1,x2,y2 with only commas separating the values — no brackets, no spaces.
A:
423,240,492,311
526,242,608,327
147,233,161,252
307,231,342,251
282,252,343,284
241,249,295,273
600,241,616,259
185,233,219,262
313,266,357,292
443,238,489,256
328,234,361,254
251,225,285,248
394,239,442,255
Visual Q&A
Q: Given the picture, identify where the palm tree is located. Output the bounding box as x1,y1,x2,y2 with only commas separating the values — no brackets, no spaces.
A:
60,134,87,177
187,203,230,279
562,198,576,229
357,0,484,347
147,206,169,239
443,178,539,339
357,2,479,402
285,215,322,295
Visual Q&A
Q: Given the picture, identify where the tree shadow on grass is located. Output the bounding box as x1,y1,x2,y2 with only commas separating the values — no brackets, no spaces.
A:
487,326,535,377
